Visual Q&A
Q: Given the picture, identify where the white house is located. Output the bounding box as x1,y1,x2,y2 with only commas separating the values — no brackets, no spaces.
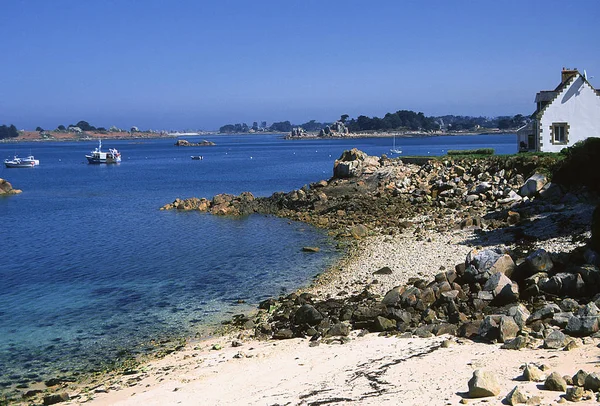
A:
518,68,600,152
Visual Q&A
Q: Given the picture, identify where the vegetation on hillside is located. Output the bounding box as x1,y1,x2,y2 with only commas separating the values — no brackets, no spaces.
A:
0,124,19,139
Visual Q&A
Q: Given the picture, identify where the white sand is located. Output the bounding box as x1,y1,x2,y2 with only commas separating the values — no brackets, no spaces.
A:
76,332,600,406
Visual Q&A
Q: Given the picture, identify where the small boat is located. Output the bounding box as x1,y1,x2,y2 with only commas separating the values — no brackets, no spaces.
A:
390,135,402,155
86,140,121,164
191,155,203,160
21,155,40,166
4,156,35,168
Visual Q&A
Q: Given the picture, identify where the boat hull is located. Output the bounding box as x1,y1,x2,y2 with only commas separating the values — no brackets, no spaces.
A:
85,156,121,164
4,161,35,168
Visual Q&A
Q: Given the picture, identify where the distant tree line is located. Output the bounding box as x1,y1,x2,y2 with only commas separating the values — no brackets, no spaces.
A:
219,111,528,134
219,119,331,134
0,124,19,139
346,110,438,132
347,111,528,133
496,114,526,130
66,120,107,132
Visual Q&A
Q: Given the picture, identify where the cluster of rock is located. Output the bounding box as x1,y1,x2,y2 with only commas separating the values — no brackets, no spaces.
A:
289,127,307,137
0,178,21,195
174,139,215,146
162,148,582,238
318,121,349,137
161,192,256,216
227,219,600,348
467,364,600,403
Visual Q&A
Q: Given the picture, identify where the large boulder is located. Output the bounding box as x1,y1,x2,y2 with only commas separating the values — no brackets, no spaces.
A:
545,372,567,391
468,369,501,398
483,272,519,304
505,386,528,405
464,248,513,285
333,149,380,179
543,329,568,349
513,249,553,282
507,304,530,328
294,304,323,326
519,173,547,197
0,178,22,195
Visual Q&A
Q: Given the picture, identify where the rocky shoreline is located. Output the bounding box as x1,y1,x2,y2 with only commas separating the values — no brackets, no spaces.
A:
8,139,600,405
158,140,600,403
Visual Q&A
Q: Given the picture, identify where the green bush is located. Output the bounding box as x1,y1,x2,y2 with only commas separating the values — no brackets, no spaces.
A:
447,148,494,156
553,137,600,192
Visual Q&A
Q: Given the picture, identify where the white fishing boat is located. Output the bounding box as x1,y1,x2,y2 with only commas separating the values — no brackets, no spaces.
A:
390,135,402,155
191,155,203,160
4,156,36,168
85,140,121,164
21,155,40,166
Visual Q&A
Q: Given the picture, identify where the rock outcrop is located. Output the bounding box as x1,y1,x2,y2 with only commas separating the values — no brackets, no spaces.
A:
162,148,586,239
0,178,22,195
289,127,307,137
174,139,215,146
319,121,349,137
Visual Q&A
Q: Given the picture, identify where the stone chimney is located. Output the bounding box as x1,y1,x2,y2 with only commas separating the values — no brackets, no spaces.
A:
561,67,578,84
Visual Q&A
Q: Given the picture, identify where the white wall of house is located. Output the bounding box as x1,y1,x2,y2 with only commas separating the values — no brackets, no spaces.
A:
538,75,600,153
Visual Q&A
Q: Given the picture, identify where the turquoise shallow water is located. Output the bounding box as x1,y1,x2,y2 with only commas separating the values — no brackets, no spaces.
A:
0,133,516,388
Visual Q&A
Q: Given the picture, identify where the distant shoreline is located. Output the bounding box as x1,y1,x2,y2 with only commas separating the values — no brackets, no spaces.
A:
0,129,516,143
284,130,516,139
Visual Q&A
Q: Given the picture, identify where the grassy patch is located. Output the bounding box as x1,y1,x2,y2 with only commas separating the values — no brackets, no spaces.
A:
446,148,494,156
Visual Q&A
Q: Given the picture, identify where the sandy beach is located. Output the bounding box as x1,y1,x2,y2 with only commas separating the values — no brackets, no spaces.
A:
80,331,600,406
61,221,599,406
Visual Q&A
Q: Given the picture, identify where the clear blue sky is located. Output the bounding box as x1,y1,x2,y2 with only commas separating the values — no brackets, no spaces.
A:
2,0,599,131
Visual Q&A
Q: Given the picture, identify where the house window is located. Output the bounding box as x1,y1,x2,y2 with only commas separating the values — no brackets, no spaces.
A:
551,123,569,145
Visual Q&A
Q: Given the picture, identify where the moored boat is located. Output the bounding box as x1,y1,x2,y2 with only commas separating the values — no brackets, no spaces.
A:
4,156,36,168
21,155,40,166
390,135,402,155
85,140,121,164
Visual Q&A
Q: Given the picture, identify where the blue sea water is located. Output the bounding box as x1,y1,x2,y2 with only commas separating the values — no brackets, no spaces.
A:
0,133,516,388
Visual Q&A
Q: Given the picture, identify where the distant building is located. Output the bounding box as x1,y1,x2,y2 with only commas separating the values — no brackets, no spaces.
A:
518,68,600,152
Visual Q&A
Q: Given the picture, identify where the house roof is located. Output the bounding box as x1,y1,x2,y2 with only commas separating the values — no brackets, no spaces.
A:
535,91,558,103
516,122,534,136
534,69,600,119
